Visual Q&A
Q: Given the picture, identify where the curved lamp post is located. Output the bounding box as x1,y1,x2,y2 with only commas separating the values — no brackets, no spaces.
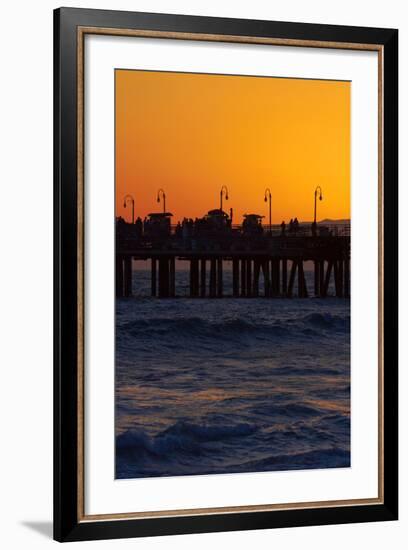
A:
314,186,323,224
157,188,166,214
220,185,229,212
123,194,135,224
264,188,272,234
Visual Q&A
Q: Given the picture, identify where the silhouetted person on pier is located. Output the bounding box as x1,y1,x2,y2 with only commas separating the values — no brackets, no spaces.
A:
182,218,194,241
289,218,294,234
293,217,299,234
281,220,286,236
182,218,189,239
193,218,200,237
175,221,182,238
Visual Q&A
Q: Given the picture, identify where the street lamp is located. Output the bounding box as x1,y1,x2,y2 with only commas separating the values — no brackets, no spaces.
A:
157,188,166,214
123,194,135,224
264,188,272,234
314,186,323,224
220,185,229,212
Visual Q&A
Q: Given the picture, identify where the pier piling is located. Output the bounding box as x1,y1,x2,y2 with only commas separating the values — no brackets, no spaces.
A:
241,259,247,297
282,259,287,295
344,259,350,298
314,260,319,296
246,260,252,297
217,258,223,297
253,260,260,297
151,258,157,297
190,259,199,297
338,260,344,298
319,260,325,297
116,256,124,298
298,261,308,298
210,258,217,298
200,259,206,298
159,258,169,298
262,260,270,297
322,260,333,297
271,259,280,296
124,257,132,297
233,259,239,297
287,260,297,298
169,257,176,297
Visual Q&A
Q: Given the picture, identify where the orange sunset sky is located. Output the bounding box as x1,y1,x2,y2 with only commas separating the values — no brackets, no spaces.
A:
115,69,350,225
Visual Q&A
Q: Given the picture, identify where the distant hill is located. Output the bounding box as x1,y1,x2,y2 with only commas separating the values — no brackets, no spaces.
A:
319,219,350,224
298,218,350,225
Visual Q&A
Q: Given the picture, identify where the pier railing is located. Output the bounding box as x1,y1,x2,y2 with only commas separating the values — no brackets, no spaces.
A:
167,223,350,237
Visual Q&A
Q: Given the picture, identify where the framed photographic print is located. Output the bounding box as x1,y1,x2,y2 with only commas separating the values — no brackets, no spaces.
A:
54,7,398,542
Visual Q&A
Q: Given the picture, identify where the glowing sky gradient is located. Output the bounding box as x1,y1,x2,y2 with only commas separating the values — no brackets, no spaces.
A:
115,69,350,224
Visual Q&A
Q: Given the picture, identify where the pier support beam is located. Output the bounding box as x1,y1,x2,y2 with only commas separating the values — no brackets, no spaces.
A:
319,260,325,297
253,260,260,297
217,258,223,297
246,259,252,297
233,259,239,297
158,258,170,298
344,258,350,298
338,260,344,297
297,260,308,298
322,260,333,297
297,260,302,297
241,259,247,297
151,258,157,297
314,260,319,297
200,259,206,298
334,261,339,297
209,258,217,298
287,260,297,298
116,256,124,297
169,257,176,297
333,260,344,298
124,256,132,297
282,259,287,296
262,259,270,297
271,259,280,296
190,259,199,297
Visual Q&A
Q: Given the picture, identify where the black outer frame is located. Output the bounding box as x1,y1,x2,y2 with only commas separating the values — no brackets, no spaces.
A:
54,7,398,542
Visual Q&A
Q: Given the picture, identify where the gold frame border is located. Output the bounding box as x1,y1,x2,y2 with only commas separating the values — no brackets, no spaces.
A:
77,27,384,523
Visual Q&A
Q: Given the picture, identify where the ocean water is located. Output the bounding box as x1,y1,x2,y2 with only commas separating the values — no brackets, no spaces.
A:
115,262,350,479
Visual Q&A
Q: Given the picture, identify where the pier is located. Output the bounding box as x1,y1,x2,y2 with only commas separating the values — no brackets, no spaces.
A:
116,213,350,299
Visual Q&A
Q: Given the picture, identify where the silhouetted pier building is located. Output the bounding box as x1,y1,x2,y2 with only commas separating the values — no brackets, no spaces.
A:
116,212,350,300
242,213,264,236
144,212,173,238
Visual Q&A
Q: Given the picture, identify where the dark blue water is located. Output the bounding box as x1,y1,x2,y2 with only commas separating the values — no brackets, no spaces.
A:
115,263,350,479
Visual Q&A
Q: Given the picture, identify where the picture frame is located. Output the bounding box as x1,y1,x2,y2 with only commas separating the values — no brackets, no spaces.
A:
54,7,398,542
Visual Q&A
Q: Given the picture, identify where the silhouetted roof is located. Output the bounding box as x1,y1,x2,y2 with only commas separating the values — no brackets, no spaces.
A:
147,212,173,218
207,209,228,217
243,213,264,219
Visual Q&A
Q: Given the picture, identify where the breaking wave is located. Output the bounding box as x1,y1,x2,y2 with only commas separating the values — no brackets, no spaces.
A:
117,421,257,456
120,311,349,342
116,418,349,478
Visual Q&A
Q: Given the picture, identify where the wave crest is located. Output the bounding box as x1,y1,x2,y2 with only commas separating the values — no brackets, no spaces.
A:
117,421,257,456
121,312,349,341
